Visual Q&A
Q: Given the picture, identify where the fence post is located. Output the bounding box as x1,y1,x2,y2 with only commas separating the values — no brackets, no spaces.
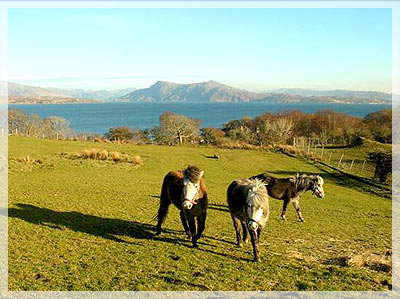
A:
361,159,366,174
307,138,311,154
320,146,324,161
337,153,344,168
328,152,332,164
349,158,355,172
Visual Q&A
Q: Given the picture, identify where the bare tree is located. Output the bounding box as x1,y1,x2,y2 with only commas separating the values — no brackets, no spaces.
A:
159,112,201,145
271,116,294,144
46,116,73,139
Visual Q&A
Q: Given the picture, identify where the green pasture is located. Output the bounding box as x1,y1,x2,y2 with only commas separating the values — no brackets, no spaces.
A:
8,136,392,291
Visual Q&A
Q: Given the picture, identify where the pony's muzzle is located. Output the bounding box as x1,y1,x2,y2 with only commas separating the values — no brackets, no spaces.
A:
248,220,258,231
182,200,193,210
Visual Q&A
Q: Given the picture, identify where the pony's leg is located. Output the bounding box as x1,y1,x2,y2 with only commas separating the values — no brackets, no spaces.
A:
292,201,305,222
179,210,191,238
187,215,198,247
155,199,171,235
241,221,249,244
281,200,289,221
248,225,260,262
196,212,206,240
230,214,242,246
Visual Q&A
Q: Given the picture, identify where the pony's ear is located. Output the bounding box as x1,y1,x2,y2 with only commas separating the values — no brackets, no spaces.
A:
199,170,204,178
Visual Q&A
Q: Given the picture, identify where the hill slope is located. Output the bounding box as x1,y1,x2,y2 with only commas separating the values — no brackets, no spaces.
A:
8,136,392,291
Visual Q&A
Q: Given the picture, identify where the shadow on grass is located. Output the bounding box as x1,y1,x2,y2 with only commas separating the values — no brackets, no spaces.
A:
151,274,211,290
208,203,230,213
7,203,236,253
7,203,183,244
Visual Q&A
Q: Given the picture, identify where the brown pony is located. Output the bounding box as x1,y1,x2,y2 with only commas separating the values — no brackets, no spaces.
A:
155,165,208,247
249,173,325,222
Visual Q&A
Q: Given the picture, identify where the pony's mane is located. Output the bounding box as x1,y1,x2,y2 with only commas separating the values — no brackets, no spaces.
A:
183,165,202,183
245,178,268,206
290,174,321,191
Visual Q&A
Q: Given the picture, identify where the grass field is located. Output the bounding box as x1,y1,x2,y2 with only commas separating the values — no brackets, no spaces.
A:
8,136,392,291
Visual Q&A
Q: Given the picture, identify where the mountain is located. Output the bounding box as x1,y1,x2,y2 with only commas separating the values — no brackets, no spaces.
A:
267,88,392,102
8,82,135,103
119,80,265,103
119,80,390,104
46,87,136,102
8,82,66,98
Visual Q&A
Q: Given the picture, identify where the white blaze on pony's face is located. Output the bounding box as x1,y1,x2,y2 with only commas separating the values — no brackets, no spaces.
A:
312,176,325,198
182,170,204,210
246,187,263,231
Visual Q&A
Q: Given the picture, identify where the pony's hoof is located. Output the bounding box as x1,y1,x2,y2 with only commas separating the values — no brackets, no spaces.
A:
186,233,192,239
300,219,305,223
236,242,242,248
243,238,249,244
253,257,261,262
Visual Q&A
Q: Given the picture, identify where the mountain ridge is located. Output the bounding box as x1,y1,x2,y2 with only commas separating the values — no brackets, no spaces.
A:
7,81,392,104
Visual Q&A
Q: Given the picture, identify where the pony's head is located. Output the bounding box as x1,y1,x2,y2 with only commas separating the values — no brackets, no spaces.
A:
309,175,325,198
182,165,204,210
245,179,268,231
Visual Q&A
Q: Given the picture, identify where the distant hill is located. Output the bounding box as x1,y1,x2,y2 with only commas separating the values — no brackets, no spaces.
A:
267,88,392,102
119,80,390,104
8,82,135,103
46,87,136,102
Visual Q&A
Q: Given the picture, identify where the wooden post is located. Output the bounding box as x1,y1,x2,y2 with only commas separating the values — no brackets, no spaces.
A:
328,152,332,164
307,138,311,154
320,146,324,161
337,153,344,168
293,137,296,147
349,158,355,172
361,159,366,174
56,132,59,140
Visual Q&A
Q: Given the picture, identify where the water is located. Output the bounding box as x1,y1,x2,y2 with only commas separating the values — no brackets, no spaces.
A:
9,102,391,134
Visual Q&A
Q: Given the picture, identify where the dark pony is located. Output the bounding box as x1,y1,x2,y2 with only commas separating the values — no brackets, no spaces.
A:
227,178,269,262
249,173,325,222
156,165,208,247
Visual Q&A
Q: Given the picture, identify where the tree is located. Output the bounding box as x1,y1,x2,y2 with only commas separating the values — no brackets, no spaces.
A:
105,126,135,141
159,112,201,145
46,116,73,139
368,151,392,183
363,109,392,143
200,127,225,145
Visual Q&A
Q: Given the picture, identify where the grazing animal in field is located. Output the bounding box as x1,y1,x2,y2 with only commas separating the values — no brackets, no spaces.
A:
227,178,269,262
249,173,325,222
155,165,208,247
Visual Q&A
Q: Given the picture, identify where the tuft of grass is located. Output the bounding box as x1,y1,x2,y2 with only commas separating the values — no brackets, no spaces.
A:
110,151,121,162
89,148,98,159
81,149,91,159
99,150,108,160
132,155,143,165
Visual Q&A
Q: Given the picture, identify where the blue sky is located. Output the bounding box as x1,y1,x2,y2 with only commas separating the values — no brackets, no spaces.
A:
8,8,392,92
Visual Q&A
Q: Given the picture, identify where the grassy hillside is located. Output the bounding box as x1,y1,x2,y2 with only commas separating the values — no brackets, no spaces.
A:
8,136,392,291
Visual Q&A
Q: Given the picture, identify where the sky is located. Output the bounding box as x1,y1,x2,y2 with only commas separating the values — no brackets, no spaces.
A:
8,8,392,92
